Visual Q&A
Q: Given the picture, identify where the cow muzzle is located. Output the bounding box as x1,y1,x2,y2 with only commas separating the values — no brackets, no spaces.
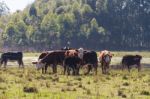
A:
36,62,46,70
104,55,111,63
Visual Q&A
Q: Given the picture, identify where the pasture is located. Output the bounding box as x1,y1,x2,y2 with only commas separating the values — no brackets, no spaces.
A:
0,52,149,99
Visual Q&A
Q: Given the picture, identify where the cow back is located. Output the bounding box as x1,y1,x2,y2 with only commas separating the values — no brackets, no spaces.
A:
1,52,23,60
83,51,98,64
41,51,65,65
122,55,142,66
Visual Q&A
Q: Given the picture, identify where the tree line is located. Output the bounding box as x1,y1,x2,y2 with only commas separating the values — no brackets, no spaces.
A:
0,0,150,51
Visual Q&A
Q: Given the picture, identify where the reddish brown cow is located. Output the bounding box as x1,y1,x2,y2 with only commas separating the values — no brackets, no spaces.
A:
98,50,113,74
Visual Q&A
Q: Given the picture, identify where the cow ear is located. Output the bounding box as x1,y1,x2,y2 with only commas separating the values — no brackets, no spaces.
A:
32,61,38,64
76,49,79,52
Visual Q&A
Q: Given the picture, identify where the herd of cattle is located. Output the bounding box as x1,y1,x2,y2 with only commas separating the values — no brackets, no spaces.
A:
0,48,142,75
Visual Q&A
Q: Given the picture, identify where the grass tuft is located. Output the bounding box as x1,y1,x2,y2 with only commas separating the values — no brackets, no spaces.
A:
122,82,130,86
141,90,150,95
23,86,38,93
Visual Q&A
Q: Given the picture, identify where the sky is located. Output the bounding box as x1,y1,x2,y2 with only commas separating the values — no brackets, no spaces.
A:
2,0,35,13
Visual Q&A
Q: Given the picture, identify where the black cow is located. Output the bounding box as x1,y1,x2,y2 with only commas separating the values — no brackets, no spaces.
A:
122,55,142,72
35,50,65,73
82,50,98,75
0,52,24,68
64,56,81,75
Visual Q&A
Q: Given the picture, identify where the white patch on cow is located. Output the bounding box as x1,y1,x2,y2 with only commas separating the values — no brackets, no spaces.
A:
105,55,110,63
78,48,84,59
36,59,46,70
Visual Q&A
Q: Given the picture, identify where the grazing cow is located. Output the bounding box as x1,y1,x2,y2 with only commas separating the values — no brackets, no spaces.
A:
122,55,142,72
32,51,53,73
99,50,113,74
0,52,24,68
35,50,65,73
82,50,98,75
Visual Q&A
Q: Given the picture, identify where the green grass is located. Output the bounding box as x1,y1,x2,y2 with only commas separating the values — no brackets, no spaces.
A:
0,66,149,99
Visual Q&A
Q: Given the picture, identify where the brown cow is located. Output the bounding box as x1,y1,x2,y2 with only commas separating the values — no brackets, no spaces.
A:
99,50,113,74
34,50,66,74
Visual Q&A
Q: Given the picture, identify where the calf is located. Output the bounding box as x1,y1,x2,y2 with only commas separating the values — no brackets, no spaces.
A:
122,55,142,72
0,52,24,68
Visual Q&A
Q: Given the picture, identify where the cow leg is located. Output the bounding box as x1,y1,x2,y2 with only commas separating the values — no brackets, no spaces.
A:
103,65,106,74
122,64,124,71
101,63,104,74
85,64,91,75
106,64,109,74
67,66,70,75
45,65,48,73
21,60,24,68
4,60,7,68
18,60,21,68
52,64,57,74
101,65,104,74
72,65,76,75
73,64,79,75
94,64,98,75
54,64,57,73
64,65,66,75
137,64,141,72
76,64,80,75
0,60,3,67
42,67,45,74
127,65,131,72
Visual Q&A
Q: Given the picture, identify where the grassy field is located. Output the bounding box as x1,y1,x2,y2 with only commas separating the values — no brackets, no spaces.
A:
0,52,149,99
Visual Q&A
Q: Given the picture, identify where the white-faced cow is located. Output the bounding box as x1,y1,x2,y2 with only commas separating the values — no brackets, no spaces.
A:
98,50,113,74
34,50,66,74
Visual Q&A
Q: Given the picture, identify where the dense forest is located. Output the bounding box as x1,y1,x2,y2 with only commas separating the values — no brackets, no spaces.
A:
0,0,150,51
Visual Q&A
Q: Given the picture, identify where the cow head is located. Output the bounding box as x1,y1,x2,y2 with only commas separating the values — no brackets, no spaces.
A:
36,59,46,70
78,48,84,59
99,50,113,64
103,54,112,64
134,55,142,61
